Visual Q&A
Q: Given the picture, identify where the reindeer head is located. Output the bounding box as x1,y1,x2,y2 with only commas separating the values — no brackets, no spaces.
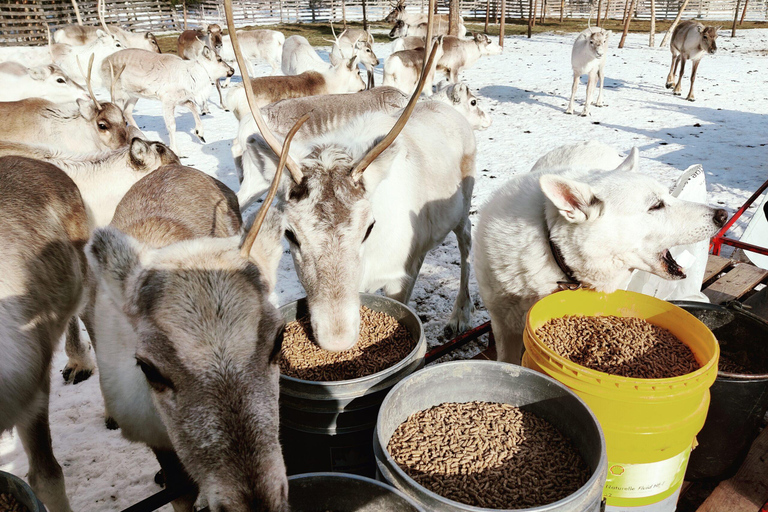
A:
385,0,406,23
389,19,408,39
587,29,611,59
355,39,380,68
78,54,130,150
435,81,491,131
145,32,161,53
200,45,235,80
29,64,89,103
700,25,719,54
474,32,502,56
207,24,224,53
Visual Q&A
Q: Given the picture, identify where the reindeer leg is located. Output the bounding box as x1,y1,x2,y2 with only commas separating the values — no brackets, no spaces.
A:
183,100,205,145
595,63,606,107
687,59,699,102
17,375,73,512
444,216,474,338
566,72,578,114
215,80,228,111
122,97,140,129
666,53,679,89
384,253,426,305
674,57,686,96
581,71,597,116
153,449,198,512
62,316,95,384
162,101,179,155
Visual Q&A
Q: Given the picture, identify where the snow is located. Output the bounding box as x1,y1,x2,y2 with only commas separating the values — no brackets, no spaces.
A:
1,28,767,511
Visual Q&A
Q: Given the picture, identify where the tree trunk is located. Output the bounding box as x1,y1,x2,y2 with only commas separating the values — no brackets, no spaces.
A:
531,0,537,26
499,0,507,46
362,0,368,31
540,0,546,23
731,0,740,36
527,0,533,36
596,0,602,26
649,0,656,46
659,0,690,47
740,0,749,24
618,0,636,48
603,0,610,25
485,0,490,31
183,0,188,29
621,0,630,25
559,0,564,22
70,0,82,25
342,0,346,26
449,0,461,35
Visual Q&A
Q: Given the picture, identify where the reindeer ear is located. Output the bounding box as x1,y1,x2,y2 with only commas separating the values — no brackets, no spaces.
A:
714,26,722,32
242,208,284,295
347,55,359,70
540,175,602,223
95,29,109,39
77,98,96,119
202,45,214,59
614,147,639,173
451,84,463,103
28,66,49,80
129,138,155,168
87,227,143,310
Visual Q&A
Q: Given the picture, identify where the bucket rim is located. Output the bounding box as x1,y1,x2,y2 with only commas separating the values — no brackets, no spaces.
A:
524,289,720,391
278,293,426,387
375,360,608,512
288,471,425,511
0,470,43,512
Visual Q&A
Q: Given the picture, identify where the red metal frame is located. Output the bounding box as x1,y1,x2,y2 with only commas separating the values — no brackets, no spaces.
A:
711,177,768,257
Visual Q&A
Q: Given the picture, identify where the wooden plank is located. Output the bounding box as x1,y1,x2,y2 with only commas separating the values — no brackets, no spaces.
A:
696,427,768,512
702,254,733,285
703,263,768,304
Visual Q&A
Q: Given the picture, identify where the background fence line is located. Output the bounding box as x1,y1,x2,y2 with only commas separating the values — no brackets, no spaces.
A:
1,0,766,46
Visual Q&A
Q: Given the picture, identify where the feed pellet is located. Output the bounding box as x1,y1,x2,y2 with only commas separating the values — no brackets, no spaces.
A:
536,315,700,379
388,401,591,509
281,306,414,381
0,493,28,512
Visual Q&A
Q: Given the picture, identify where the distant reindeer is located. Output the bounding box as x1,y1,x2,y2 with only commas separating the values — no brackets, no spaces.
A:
327,23,379,88
219,29,285,83
385,0,464,36
1,156,90,512
436,33,502,82
281,35,333,75
0,62,88,103
666,20,719,102
383,37,445,96
177,23,224,58
566,24,611,116
103,48,234,154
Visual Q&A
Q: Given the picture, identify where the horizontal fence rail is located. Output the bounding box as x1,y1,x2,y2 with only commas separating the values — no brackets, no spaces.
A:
1,0,765,46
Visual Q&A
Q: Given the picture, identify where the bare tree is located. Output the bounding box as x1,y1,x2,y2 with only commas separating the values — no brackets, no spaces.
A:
499,0,507,47
660,0,691,47
449,0,461,35
731,0,741,36
649,0,656,46
618,0,636,48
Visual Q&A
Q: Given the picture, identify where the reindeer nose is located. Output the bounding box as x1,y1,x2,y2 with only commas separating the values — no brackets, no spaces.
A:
713,208,728,228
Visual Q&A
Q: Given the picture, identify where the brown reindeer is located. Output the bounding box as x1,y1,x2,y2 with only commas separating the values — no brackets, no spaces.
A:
666,20,719,102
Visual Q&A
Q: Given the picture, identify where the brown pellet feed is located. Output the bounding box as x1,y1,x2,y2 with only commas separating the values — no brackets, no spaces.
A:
280,306,415,381
0,493,28,512
718,355,754,375
388,401,591,509
535,315,700,379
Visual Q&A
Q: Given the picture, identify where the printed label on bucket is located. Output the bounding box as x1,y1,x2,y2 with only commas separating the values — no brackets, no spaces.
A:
603,448,691,500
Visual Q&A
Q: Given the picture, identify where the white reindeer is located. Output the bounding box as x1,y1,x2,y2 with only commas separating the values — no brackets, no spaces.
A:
327,24,379,88
432,81,491,130
436,33,502,82
1,156,90,512
102,47,234,154
219,29,285,82
665,20,719,102
281,35,333,75
0,62,88,103
566,24,611,116
383,37,445,96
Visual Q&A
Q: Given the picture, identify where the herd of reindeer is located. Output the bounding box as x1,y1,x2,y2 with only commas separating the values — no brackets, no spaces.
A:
0,0,726,508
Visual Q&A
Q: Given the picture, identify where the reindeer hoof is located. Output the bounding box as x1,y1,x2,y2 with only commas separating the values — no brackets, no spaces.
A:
687,97,695,102
580,111,589,117
62,366,93,385
673,91,681,96
154,470,165,487
665,82,674,89
565,109,574,115
105,416,119,430
197,134,206,143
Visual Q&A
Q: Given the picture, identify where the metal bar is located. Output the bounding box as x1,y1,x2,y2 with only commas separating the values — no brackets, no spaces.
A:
710,177,768,256
120,485,191,512
710,237,768,257
425,321,492,364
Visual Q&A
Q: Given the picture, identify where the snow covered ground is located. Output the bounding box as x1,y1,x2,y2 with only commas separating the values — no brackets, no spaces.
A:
1,28,767,511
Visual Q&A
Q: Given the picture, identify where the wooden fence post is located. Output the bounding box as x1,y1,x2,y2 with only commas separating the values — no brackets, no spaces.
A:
559,0,564,22
731,0,741,36
740,0,749,24
659,0,690,47
618,0,635,48
527,0,533,36
71,0,83,25
649,0,656,46
602,0,610,25
485,0,490,31
596,0,602,26
449,0,461,35
362,0,368,31
499,0,506,46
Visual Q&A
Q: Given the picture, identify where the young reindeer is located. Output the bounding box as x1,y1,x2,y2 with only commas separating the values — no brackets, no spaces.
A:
103,47,234,154
566,20,611,116
0,62,88,103
178,23,230,113
0,156,90,512
236,3,476,350
666,20,719,102
281,35,334,75
383,36,445,96
327,23,379,88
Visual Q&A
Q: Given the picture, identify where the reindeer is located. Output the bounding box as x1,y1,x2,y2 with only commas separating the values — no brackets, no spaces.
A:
327,23,379,88
219,29,285,84
435,33,502,82
54,0,160,52
666,20,719,102
281,35,333,75
566,24,611,116
383,37,445,96
226,57,366,120
0,156,90,512
0,62,88,103
389,17,465,38
385,0,461,34
177,23,224,58
103,48,234,154
432,81,491,130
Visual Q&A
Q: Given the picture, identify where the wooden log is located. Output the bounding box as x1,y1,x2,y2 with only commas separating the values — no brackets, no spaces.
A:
731,0,740,37
449,0,461,35
618,0,635,48
499,0,506,47
740,0,749,24
649,0,656,46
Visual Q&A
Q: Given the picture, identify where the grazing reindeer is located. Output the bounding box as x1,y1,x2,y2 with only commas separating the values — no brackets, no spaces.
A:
566,24,611,116
226,58,366,120
666,20,719,102
1,156,90,512
383,37,445,96
103,48,234,154
281,35,334,75
219,30,285,83
432,81,491,130
0,62,88,103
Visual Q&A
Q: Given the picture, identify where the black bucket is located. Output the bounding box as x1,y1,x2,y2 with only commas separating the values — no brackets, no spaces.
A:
375,361,608,512
0,471,44,512
672,301,768,482
288,472,425,511
279,294,426,477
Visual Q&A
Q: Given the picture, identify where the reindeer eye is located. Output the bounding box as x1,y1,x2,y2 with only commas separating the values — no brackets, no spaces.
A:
98,122,109,130
285,229,300,247
56,77,66,84
470,99,477,106
136,358,173,392
649,200,665,211
363,221,376,242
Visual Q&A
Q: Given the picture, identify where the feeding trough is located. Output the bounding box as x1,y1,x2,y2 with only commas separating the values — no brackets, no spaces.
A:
0,471,43,512
288,472,425,511
279,293,426,477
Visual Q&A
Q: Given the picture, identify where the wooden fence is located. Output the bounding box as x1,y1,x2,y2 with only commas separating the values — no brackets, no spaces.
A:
1,0,766,46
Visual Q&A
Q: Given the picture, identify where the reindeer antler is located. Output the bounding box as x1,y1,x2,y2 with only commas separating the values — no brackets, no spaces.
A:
224,0,304,184
351,0,436,180
77,54,102,110
240,113,309,259
97,0,111,35
109,61,125,103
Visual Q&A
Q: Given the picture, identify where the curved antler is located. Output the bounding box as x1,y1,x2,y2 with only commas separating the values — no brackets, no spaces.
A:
97,0,111,35
350,0,436,180
240,113,309,259
223,0,304,184
108,61,125,103
77,53,102,110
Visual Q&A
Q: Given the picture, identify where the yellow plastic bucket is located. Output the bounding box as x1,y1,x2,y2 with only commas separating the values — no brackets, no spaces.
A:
522,289,719,510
